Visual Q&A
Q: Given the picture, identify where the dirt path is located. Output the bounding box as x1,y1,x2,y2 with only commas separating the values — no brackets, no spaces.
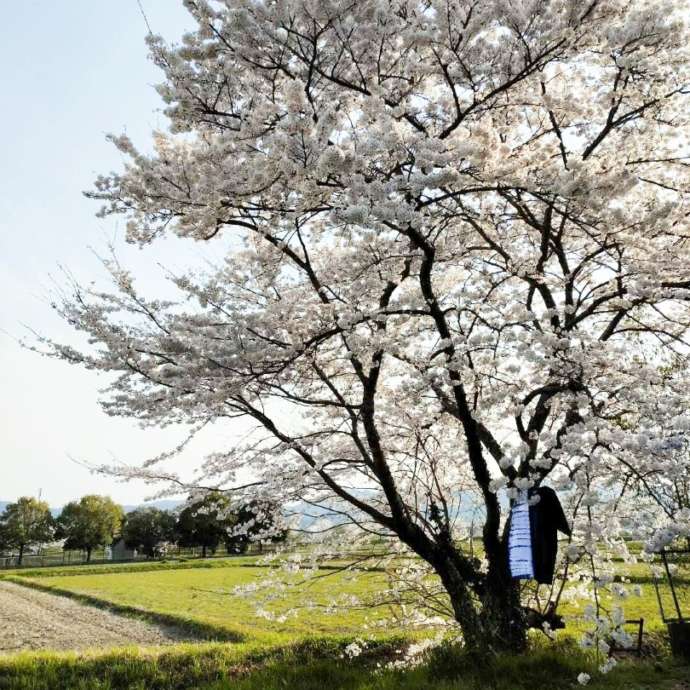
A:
0,580,198,653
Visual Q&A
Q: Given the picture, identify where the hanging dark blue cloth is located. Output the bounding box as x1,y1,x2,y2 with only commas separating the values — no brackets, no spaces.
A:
506,485,571,584
527,486,571,585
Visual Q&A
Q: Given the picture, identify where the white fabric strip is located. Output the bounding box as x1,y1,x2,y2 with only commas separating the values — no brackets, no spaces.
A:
508,492,534,579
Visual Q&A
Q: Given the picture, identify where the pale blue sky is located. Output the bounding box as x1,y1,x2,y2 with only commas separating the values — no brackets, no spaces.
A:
0,2,251,506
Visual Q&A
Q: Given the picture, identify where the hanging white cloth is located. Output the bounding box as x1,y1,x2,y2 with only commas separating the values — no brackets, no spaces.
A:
509,491,534,579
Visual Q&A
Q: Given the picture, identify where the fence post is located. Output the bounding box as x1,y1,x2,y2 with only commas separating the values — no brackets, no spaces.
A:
661,550,684,622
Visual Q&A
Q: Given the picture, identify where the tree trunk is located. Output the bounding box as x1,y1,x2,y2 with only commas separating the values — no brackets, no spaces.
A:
435,561,483,646
18,543,25,566
86,546,92,563
434,551,527,654
202,544,207,558
481,531,528,653
478,579,527,653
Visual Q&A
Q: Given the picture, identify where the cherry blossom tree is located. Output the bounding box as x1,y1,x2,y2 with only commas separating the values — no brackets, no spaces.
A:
43,0,690,651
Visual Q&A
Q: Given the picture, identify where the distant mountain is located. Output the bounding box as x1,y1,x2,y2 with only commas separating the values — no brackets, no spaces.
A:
121,499,184,513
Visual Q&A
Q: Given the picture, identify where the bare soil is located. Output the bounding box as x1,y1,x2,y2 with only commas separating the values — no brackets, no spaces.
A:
0,580,198,654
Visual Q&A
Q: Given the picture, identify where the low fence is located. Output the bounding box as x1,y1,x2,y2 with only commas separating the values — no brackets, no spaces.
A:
0,543,277,570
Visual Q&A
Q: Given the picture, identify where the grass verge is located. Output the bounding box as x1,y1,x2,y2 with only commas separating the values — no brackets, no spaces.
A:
206,641,690,690
0,638,404,690
0,556,388,580
0,557,260,580
2,638,688,690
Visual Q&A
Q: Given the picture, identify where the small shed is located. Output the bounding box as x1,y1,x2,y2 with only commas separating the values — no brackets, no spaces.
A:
109,538,137,561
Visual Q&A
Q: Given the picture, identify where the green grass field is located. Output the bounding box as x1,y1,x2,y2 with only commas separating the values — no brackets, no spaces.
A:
12,563,396,644
1,555,688,689
0,555,263,580
12,554,688,638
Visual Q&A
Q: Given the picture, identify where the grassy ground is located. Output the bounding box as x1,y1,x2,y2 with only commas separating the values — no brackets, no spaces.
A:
0,556,262,580
1,638,688,690
206,643,690,690
12,555,688,639
8,564,397,645
1,556,688,689
552,559,690,636
0,639,393,690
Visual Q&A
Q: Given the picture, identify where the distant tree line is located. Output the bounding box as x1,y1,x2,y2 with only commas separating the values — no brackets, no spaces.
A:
0,493,285,565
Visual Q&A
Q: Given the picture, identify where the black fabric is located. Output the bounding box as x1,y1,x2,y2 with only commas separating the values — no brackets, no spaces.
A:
527,486,571,584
